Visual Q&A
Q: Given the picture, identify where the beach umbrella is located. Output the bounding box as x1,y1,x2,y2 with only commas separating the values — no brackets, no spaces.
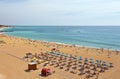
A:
66,54,70,58
78,63,83,67
90,60,94,63
85,58,88,61
97,63,101,68
102,61,106,66
84,58,88,64
91,70,97,76
73,56,77,60
65,67,70,71
78,67,85,75
89,58,93,62
59,64,64,69
85,69,91,74
103,63,108,70
109,62,113,67
79,56,83,60
68,54,72,58
78,56,83,63
96,60,99,63
64,54,68,58
54,62,59,67
90,61,94,66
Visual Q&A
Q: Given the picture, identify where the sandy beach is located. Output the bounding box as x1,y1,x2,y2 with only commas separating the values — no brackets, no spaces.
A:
0,0,120,78
0,33,120,79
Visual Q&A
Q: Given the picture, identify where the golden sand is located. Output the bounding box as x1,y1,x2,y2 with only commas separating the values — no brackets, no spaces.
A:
0,34,120,79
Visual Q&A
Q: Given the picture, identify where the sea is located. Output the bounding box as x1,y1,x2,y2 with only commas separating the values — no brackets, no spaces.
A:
2,26,120,50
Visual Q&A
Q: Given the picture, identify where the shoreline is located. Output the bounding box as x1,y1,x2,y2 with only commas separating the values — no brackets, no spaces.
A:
0,26,120,52
2,34,120,56
4,33,120,52
0,26,11,32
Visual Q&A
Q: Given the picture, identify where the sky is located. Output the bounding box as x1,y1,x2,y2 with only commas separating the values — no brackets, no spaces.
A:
0,0,120,26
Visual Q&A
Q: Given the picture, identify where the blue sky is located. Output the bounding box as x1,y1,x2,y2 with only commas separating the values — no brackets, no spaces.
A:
0,0,120,25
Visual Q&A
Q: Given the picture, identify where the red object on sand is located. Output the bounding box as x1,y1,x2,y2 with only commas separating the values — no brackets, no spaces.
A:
41,68,52,76
52,48,56,51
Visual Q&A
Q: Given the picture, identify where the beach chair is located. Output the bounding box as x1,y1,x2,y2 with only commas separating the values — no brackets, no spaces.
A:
66,64,72,67
99,67,105,72
97,63,101,68
89,58,93,63
78,63,83,67
90,61,94,66
91,66,97,71
103,64,108,70
78,56,82,63
31,57,37,61
78,69,85,75
84,58,88,64
79,56,83,60
54,63,60,67
72,65,77,69
59,65,64,69
90,70,96,77
65,67,70,71
37,59,44,64
85,65,90,69
70,69,77,74
86,73,93,78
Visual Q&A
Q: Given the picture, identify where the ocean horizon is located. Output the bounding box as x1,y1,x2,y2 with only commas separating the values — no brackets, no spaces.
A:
2,26,120,50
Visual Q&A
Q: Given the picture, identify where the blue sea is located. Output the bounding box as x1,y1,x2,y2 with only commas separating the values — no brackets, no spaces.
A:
2,26,120,50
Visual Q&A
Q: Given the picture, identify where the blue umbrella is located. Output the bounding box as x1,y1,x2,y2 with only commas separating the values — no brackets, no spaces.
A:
79,56,83,60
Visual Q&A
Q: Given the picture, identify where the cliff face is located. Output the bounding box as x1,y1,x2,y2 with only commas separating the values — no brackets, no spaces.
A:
0,25,10,28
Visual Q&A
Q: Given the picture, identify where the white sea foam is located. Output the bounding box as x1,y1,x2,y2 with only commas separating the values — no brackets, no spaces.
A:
0,28,4,31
